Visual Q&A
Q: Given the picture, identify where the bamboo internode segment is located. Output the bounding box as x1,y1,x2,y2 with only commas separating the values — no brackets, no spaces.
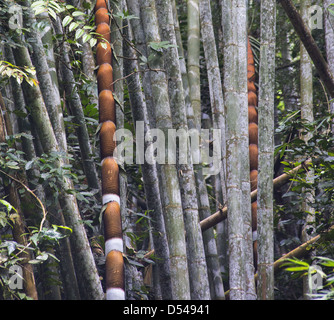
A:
100,121,116,158
96,42,112,65
99,90,116,123
94,0,125,300
97,63,114,92
247,38,259,269
101,157,119,196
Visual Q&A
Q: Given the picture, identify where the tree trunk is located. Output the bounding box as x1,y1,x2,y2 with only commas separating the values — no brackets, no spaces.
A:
54,19,100,192
187,0,201,127
22,0,67,153
155,0,210,300
12,44,104,300
0,93,38,300
3,45,79,300
186,0,225,300
221,0,248,300
126,0,156,127
198,0,226,300
123,20,172,299
257,0,276,300
140,0,191,299
300,0,315,300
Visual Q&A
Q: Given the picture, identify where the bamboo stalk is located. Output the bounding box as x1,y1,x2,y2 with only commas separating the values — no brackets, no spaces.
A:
94,0,125,300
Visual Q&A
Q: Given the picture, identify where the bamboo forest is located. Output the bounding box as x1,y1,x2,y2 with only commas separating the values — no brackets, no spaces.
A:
0,0,334,303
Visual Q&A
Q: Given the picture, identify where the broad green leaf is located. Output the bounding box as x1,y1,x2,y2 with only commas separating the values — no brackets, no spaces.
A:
139,55,147,64
48,7,57,20
25,78,35,87
149,40,177,52
25,160,34,170
82,33,92,43
24,66,36,76
6,241,16,255
36,252,49,261
62,15,73,27
75,28,85,40
29,259,42,264
30,233,39,246
69,21,79,32
72,10,85,17
89,37,97,48
0,199,16,213
49,0,62,12
0,212,7,228
45,252,60,262
126,258,144,268
31,1,45,8
33,6,47,16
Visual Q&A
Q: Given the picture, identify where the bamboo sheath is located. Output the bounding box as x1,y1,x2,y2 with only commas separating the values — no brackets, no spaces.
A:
95,0,125,300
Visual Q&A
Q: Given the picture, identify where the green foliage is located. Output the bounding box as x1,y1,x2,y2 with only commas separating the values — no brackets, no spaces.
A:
0,60,37,86
0,196,71,299
275,110,334,227
282,256,334,300
0,129,82,300
137,41,177,68
274,106,334,298
149,41,177,52
30,0,97,47
0,199,18,229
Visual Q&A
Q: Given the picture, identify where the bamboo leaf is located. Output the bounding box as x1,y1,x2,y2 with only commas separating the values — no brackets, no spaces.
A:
285,266,309,272
317,256,334,268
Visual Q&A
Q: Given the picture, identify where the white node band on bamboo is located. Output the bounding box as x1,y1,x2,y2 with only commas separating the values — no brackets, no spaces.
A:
102,194,121,206
105,238,123,256
252,230,257,242
106,287,125,300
